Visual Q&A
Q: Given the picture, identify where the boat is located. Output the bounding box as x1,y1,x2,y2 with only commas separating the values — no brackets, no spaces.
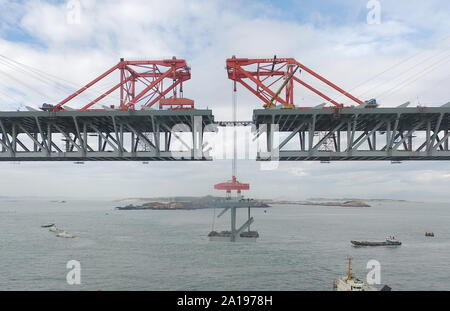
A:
49,226,63,233
41,223,55,228
333,258,377,291
56,231,75,238
425,232,435,237
351,236,401,246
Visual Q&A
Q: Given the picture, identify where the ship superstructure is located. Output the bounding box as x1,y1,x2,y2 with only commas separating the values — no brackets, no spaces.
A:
333,258,377,291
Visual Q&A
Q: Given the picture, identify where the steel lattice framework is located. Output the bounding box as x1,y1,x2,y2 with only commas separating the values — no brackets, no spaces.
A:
0,110,213,161
254,106,450,161
226,56,366,109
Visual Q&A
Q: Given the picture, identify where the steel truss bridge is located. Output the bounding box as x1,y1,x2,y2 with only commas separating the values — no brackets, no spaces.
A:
0,110,214,161
1,106,449,162
255,106,450,161
0,56,449,162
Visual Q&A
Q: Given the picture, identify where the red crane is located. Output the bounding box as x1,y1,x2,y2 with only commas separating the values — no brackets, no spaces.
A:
225,55,367,109
45,57,194,111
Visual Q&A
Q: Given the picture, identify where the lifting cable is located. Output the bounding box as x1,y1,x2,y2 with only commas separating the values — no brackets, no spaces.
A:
232,82,237,178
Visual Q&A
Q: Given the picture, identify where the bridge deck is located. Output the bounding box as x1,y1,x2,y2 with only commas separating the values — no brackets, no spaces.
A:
0,109,214,161
253,107,450,161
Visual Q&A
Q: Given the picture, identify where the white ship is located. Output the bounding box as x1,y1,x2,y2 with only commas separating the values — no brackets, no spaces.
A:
49,226,63,233
333,258,377,291
56,231,76,238
48,225,75,238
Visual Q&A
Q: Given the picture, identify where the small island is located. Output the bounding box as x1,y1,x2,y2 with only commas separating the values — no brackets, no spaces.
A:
264,199,371,207
114,196,373,210
115,195,270,210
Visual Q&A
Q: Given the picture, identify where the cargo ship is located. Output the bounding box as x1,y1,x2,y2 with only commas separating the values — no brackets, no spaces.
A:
351,236,401,246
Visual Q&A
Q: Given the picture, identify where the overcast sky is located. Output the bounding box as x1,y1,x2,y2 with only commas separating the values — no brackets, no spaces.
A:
0,0,449,201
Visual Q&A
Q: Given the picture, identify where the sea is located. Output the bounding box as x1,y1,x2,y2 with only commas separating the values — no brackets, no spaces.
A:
1,199,449,291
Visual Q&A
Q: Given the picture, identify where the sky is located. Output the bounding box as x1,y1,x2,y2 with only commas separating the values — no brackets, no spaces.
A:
0,0,449,201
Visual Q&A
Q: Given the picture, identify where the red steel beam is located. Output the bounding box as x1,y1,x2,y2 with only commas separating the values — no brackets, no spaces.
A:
53,62,121,110
291,59,365,106
292,76,343,108
81,75,134,111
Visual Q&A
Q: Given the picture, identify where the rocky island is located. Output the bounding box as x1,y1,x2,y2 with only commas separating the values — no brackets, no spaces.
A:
263,199,370,207
115,196,371,210
115,195,270,210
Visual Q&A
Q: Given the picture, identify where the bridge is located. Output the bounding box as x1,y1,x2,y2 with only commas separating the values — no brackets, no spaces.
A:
225,56,450,162
1,55,448,243
0,109,213,161
255,106,450,161
0,56,449,162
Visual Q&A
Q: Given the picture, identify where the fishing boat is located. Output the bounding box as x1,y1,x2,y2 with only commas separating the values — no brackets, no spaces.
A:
425,232,435,237
351,236,401,246
41,223,55,228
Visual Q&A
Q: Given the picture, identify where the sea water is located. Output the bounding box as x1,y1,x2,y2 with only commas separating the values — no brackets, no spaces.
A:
0,199,449,290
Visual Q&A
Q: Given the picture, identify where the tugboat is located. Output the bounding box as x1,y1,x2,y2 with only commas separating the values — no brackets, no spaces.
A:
333,258,377,291
351,236,401,246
